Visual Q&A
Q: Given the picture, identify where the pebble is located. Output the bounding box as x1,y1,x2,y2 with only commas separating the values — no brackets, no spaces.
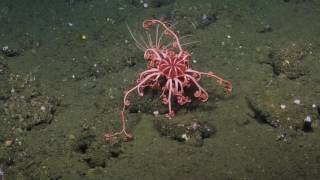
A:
304,116,312,123
153,110,159,116
68,134,76,140
2,45,8,51
181,133,189,141
293,99,301,105
4,139,13,147
31,49,37,54
40,105,46,112
255,47,261,53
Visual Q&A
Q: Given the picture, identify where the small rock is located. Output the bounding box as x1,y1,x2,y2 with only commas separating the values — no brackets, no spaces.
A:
257,24,273,33
293,99,301,105
4,139,13,147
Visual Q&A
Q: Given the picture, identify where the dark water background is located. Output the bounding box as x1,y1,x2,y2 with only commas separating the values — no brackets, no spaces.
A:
1,0,320,179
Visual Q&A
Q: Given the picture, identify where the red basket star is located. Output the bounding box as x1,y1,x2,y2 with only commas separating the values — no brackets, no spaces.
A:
105,19,232,142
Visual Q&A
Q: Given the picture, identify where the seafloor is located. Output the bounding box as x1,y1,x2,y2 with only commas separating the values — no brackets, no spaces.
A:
1,0,320,179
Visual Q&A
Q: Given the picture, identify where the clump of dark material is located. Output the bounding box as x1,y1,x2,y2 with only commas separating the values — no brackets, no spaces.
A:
4,93,59,130
130,0,174,8
0,61,10,99
246,83,319,132
73,128,121,169
154,113,215,146
283,0,311,3
172,4,218,33
257,24,273,33
0,60,8,73
268,42,311,79
2,72,60,131
1,47,21,57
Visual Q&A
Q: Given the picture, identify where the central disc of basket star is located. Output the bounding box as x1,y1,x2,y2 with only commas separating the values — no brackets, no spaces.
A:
158,52,187,79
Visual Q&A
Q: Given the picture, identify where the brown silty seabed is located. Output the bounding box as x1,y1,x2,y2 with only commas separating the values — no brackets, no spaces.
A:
0,0,320,179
